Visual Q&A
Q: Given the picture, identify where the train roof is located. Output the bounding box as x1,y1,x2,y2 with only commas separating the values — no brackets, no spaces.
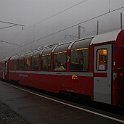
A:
90,29,121,45
0,57,10,62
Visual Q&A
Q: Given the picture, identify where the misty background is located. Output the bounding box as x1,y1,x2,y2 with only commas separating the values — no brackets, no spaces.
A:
0,0,124,59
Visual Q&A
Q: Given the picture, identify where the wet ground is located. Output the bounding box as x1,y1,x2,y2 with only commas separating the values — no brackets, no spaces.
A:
0,80,124,124
0,101,30,124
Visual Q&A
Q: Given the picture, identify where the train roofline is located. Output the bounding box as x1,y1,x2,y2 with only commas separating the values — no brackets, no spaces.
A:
90,29,122,45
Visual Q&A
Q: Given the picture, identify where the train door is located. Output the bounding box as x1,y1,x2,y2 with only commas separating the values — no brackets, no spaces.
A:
94,44,112,104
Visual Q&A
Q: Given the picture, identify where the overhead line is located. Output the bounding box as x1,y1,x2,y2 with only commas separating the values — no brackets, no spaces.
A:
14,0,90,46
0,40,22,46
0,0,90,50
36,0,90,25
0,20,24,26
36,6,124,42
10,6,124,51
16,6,124,50
0,24,17,29
3,3,124,57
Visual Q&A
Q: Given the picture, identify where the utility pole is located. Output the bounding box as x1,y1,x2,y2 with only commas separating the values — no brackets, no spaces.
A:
0,20,24,30
78,25,81,39
120,13,123,30
78,25,85,39
96,20,99,35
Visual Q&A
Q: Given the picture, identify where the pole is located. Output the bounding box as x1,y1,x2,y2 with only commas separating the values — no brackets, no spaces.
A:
120,13,123,30
78,25,81,39
97,20,99,35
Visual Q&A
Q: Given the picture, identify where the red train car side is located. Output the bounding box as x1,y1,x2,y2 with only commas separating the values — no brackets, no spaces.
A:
0,29,124,107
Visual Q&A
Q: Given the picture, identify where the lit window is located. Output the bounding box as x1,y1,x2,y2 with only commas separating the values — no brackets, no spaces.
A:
97,49,108,71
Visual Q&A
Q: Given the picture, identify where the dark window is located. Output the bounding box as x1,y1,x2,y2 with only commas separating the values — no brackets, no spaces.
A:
70,38,92,72
25,57,32,70
41,54,51,71
32,54,40,71
54,43,69,71
54,51,66,71
70,48,89,71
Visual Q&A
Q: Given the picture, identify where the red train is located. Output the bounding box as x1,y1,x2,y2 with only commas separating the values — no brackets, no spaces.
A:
0,29,124,107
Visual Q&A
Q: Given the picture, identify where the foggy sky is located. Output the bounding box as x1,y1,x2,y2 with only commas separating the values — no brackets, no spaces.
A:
0,0,124,59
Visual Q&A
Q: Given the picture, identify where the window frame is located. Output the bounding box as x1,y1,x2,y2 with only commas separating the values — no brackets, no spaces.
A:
53,43,69,72
31,54,40,71
54,51,67,72
41,53,51,71
96,48,108,71
70,48,89,72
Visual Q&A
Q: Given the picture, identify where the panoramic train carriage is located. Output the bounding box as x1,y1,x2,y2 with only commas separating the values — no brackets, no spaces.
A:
1,29,124,106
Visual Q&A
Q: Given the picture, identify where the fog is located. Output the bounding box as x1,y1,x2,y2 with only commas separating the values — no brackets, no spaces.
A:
0,0,124,59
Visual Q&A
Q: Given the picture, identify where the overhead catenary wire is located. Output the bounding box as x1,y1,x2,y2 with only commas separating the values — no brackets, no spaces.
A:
36,6,124,42
2,0,124,58
0,24,17,29
0,40,22,46
0,20,24,27
0,0,90,51
15,6,124,51
4,0,91,47
35,0,90,25
0,20,24,30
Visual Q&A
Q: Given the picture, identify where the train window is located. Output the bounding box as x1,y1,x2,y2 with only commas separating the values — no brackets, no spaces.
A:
40,45,55,71
18,58,25,70
41,47,54,71
54,51,66,71
70,48,89,71
96,49,108,71
32,54,40,71
70,38,91,71
25,57,31,70
10,56,19,70
41,54,51,71
54,43,69,71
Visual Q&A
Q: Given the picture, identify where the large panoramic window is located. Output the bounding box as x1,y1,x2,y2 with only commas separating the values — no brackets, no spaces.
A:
54,43,69,71
41,54,51,71
96,49,108,71
40,45,55,71
70,38,91,71
71,48,89,71
25,56,32,70
54,51,66,71
32,54,40,71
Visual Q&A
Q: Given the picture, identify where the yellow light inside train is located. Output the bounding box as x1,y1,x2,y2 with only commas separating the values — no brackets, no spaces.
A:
99,49,107,55
72,75,78,80
103,49,107,55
